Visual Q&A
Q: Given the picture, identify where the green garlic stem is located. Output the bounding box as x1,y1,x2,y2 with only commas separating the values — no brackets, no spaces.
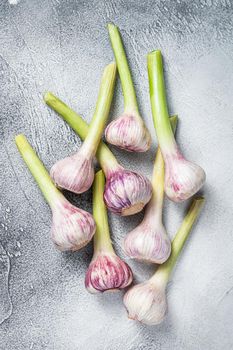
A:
147,50,177,153
93,170,114,253
147,115,178,220
15,135,62,208
44,92,119,174
152,197,205,284
83,63,117,155
108,23,138,113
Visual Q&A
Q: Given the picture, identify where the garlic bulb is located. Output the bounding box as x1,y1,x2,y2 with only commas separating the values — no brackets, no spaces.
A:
50,62,116,194
147,50,206,202
51,198,96,251
124,116,178,263
104,167,152,216
123,278,167,325
85,171,133,293
15,135,96,251
50,150,94,194
123,220,171,264
85,252,133,294
124,197,205,325
164,151,206,202
105,113,151,152
44,93,152,216
105,24,151,152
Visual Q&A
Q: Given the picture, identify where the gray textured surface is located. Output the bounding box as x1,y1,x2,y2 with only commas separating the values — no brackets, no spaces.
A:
0,0,233,349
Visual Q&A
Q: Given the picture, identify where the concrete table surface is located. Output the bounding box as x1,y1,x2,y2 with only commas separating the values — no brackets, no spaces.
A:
0,0,232,349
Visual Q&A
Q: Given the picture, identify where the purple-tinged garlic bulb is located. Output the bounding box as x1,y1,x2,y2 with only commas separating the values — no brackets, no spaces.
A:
15,135,96,252
123,220,171,264
85,170,133,294
123,116,178,263
105,113,151,152
104,166,152,216
50,62,116,194
105,24,151,152
164,151,206,202
148,50,206,202
85,252,133,294
44,93,152,216
124,197,205,325
50,149,94,194
51,197,96,251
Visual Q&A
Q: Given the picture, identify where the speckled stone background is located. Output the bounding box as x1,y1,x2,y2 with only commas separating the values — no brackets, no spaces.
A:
0,0,233,349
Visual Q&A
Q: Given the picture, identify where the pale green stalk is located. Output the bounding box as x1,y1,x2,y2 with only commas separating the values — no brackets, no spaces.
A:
146,115,178,221
151,197,205,284
92,170,114,254
108,23,138,114
82,62,117,155
44,92,120,174
147,50,177,152
15,135,62,208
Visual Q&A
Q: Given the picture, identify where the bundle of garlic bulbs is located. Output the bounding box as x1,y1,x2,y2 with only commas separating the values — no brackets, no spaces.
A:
15,23,206,326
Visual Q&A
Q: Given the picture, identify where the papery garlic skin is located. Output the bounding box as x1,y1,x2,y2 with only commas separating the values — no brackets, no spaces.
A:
104,169,152,216
123,221,171,264
51,198,96,251
164,152,206,202
85,252,133,294
123,279,167,325
50,150,94,194
105,113,151,152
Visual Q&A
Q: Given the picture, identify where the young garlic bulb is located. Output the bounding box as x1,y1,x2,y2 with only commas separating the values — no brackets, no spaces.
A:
85,170,133,293
124,116,178,263
103,165,152,216
50,62,116,194
147,50,206,202
44,93,152,216
104,24,151,153
123,197,205,325
15,135,96,251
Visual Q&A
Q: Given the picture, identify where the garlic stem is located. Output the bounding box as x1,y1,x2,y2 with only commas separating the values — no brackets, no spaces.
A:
93,170,114,254
147,50,177,152
108,23,138,113
44,92,119,173
15,135,62,207
82,63,116,155
147,115,178,220
152,197,205,284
